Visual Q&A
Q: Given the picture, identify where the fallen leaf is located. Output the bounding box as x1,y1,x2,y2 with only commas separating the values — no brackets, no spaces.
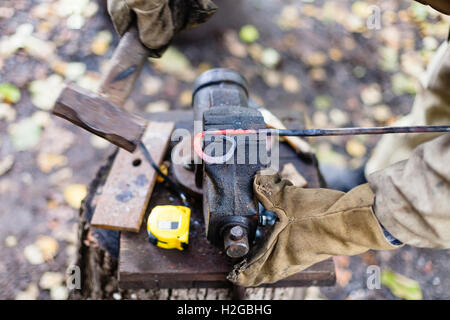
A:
37,153,67,173
65,62,86,81
239,25,259,43
315,143,347,167
312,111,328,127
150,47,195,82
141,75,163,96
15,284,39,300
24,244,45,265
314,95,332,110
276,5,301,30
391,73,418,95
329,108,349,126
0,103,17,121
5,235,17,247
64,184,87,209
50,285,69,300
309,68,327,81
37,122,75,154
35,235,59,261
24,36,56,62
262,70,281,87
0,83,21,103
282,74,301,93
379,27,401,49
381,270,423,300
0,154,14,176
346,139,366,158
353,66,366,78
76,72,100,91
305,52,327,67
372,104,392,123
378,47,398,72
146,100,170,113
49,168,73,186
261,48,281,68
113,292,122,300
351,1,371,19
224,30,247,57
423,36,438,50
28,74,64,110
8,117,43,151
197,62,212,74
360,84,382,105
67,14,85,29
409,2,428,21
39,272,64,290
248,43,263,62
178,90,192,107
91,30,112,55
328,47,343,61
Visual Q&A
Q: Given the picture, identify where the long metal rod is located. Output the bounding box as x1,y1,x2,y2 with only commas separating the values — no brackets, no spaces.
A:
264,125,450,137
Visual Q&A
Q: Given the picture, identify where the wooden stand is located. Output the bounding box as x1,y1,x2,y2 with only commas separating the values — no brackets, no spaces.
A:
71,110,336,300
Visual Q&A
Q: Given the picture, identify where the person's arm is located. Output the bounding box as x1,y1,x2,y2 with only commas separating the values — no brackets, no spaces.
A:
229,134,449,286
368,133,450,248
107,0,217,57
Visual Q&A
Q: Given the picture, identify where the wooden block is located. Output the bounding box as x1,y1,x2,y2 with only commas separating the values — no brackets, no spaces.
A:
91,121,175,232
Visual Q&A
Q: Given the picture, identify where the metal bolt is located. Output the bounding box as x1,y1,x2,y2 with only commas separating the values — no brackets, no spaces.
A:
229,226,244,241
224,226,249,258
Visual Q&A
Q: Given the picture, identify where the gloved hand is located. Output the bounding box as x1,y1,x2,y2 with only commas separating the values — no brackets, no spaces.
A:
228,171,402,287
415,0,450,15
107,0,217,57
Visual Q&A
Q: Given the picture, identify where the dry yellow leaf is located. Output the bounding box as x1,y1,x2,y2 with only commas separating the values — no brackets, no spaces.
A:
91,31,112,55
282,74,301,93
35,235,59,261
37,153,67,173
178,90,192,107
346,139,366,158
64,184,87,209
328,48,343,61
306,52,327,67
309,68,326,81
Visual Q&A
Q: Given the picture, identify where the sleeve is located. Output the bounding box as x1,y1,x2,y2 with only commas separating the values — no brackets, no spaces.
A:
367,133,450,249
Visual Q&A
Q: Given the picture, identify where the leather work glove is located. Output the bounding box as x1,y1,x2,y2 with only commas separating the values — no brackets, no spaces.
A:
228,171,402,287
107,0,217,57
415,0,450,15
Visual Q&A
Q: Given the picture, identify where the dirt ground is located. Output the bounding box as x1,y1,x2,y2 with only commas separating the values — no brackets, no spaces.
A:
0,0,448,300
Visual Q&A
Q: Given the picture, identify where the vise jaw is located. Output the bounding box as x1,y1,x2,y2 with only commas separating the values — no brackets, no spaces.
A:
192,69,267,258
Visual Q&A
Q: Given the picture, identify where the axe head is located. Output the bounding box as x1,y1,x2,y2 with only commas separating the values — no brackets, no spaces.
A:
53,83,147,153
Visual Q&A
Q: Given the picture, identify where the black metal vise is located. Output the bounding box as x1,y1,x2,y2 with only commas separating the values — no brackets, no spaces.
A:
192,68,267,258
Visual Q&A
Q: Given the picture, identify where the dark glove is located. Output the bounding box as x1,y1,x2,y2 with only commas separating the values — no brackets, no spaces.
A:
108,0,217,57
415,0,450,15
228,171,401,287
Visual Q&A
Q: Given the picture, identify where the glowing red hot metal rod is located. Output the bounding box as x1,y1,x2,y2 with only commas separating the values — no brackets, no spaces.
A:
194,125,450,162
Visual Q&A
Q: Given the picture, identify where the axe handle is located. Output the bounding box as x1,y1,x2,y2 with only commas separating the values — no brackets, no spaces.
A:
98,24,150,107
53,25,150,152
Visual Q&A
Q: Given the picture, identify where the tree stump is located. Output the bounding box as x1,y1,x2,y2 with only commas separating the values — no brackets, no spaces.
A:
70,110,334,300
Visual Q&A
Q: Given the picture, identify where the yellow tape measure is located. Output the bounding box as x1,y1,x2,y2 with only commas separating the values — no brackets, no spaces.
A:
146,205,191,251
